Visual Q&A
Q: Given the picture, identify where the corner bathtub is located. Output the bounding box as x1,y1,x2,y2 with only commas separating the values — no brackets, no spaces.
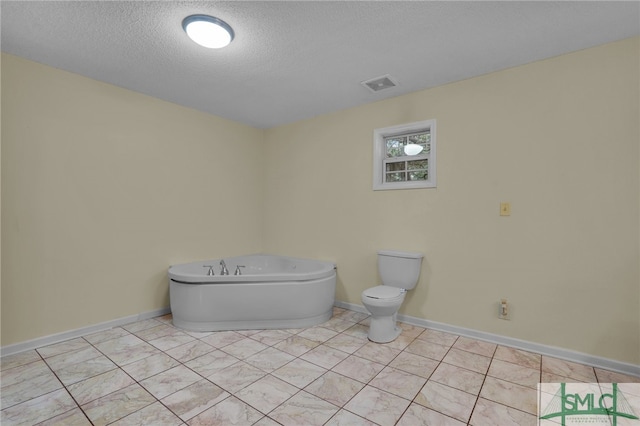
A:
169,254,336,331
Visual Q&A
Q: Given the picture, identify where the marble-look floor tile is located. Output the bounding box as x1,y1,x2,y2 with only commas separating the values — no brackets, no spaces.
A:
389,350,439,378
45,346,104,372
479,376,538,415
321,318,355,333
300,344,350,369
235,375,298,414
222,338,269,360
1,359,54,388
430,362,486,395
6,310,638,426
325,409,378,426
206,361,266,393
244,347,295,373
494,345,541,370
165,340,214,363
139,365,202,400
305,371,365,407
342,323,370,339
149,333,196,351
415,381,477,423
37,338,91,359
488,358,540,389
187,396,263,426
254,416,280,426
541,371,587,384
398,322,427,339
442,348,491,374
83,327,130,345
379,333,415,351
595,368,640,384
274,335,320,356
272,358,327,388
397,402,466,426
416,328,459,347
122,318,163,334
49,355,117,386
81,383,155,426
133,324,182,342
354,341,401,364
405,339,450,361
184,350,239,378
269,391,338,425
325,333,368,354
370,366,427,400
297,326,338,343
200,331,247,349
332,355,385,383
1,388,77,426
344,385,411,426
542,356,597,382
121,352,181,382
0,350,41,371
94,334,159,366
469,397,537,426
452,336,497,357
333,308,369,324
109,401,183,426
1,367,63,409
250,329,293,346
36,407,93,426
161,379,229,421
67,368,135,406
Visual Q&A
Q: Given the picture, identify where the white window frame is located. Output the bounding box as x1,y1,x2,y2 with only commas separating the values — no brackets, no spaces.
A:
373,119,436,191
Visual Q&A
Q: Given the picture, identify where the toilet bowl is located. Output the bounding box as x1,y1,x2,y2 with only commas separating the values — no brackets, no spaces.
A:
362,250,423,343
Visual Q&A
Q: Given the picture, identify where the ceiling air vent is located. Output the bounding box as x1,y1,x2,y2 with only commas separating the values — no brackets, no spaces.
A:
361,74,399,93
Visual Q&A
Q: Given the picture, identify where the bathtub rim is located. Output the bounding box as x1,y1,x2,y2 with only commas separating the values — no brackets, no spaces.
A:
168,253,336,284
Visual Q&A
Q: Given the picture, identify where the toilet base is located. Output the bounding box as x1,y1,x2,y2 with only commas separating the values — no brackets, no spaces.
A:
367,314,402,343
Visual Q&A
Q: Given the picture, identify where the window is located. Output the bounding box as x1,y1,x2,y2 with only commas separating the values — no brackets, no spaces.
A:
373,119,436,190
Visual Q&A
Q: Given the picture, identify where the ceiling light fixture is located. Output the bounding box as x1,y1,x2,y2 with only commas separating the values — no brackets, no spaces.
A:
404,144,424,156
182,15,234,49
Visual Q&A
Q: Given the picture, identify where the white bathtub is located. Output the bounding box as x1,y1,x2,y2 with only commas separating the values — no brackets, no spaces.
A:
168,254,336,331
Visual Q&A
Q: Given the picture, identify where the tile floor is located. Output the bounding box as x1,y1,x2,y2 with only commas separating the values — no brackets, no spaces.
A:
1,307,639,425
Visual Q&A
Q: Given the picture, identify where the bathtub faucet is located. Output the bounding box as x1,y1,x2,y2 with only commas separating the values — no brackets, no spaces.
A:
203,265,215,276
220,260,229,275
234,265,245,276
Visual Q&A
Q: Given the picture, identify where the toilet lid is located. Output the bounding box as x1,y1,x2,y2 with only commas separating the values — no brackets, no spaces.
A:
363,286,404,299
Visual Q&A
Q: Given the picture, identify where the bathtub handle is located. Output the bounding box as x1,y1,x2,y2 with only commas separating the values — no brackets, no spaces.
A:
203,265,215,276
234,265,245,276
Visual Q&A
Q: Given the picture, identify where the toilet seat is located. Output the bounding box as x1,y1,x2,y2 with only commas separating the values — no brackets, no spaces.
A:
363,286,405,303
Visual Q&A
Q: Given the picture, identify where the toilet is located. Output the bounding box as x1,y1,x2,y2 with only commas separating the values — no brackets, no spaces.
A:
361,250,424,343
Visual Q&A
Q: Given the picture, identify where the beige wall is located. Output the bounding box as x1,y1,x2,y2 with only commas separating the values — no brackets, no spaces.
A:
2,37,638,365
1,54,265,344
263,37,640,364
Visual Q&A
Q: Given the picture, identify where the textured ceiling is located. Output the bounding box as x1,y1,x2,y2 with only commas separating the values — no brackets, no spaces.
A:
2,1,639,129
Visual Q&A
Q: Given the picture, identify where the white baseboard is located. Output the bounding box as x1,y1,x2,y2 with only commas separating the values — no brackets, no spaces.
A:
0,307,171,358
334,300,640,378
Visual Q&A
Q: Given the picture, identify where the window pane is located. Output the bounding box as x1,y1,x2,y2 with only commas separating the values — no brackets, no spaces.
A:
386,162,406,172
408,133,429,144
408,133,430,154
408,170,428,181
385,136,407,158
385,172,405,182
407,159,428,170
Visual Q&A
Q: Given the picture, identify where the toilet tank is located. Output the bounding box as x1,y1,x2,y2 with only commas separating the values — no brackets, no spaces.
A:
377,250,424,290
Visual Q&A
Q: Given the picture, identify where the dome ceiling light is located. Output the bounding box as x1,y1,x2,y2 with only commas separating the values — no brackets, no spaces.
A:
182,14,234,49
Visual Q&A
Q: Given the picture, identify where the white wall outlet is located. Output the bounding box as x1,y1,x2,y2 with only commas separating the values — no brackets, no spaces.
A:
499,299,510,320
